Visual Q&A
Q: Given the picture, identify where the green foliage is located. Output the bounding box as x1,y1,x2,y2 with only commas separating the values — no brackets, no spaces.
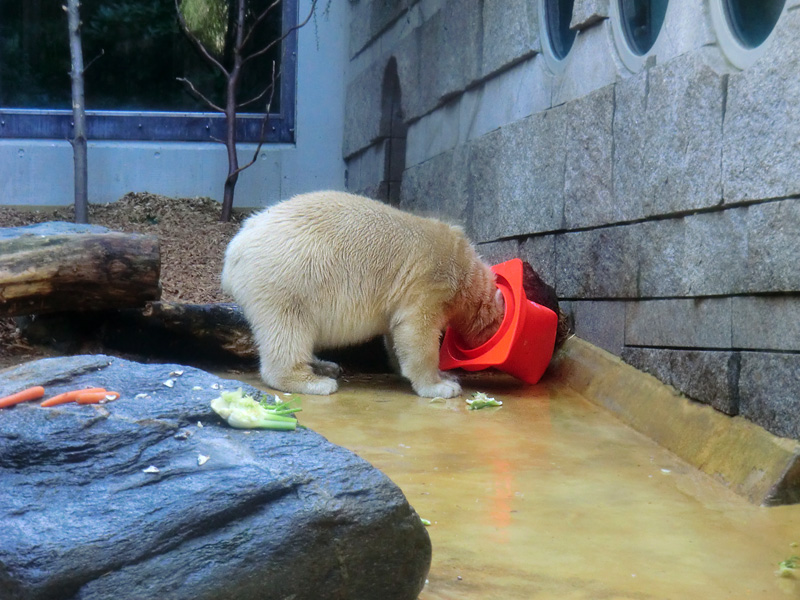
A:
778,555,799,578
179,0,229,56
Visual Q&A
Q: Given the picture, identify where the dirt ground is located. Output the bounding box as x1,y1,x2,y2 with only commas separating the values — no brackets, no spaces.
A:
0,192,247,370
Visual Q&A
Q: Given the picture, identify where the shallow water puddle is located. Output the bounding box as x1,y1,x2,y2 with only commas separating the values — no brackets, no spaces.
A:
227,371,800,600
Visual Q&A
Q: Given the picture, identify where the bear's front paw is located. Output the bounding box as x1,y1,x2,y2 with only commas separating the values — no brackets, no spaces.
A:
413,378,461,399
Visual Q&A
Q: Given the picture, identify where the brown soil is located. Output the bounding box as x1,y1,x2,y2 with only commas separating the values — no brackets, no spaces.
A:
0,192,248,370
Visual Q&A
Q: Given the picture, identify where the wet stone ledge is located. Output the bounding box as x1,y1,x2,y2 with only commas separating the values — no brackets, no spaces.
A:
0,355,430,600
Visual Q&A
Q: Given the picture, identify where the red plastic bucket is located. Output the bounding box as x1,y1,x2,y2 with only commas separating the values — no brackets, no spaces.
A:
439,258,558,385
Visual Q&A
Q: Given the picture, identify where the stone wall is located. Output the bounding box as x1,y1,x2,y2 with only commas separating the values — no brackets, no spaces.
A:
343,0,800,440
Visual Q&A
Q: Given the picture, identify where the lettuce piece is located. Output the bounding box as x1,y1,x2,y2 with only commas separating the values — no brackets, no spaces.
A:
211,388,298,430
778,556,799,578
466,391,503,410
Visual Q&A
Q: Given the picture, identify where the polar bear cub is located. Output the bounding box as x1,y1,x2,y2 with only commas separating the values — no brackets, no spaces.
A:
221,191,504,398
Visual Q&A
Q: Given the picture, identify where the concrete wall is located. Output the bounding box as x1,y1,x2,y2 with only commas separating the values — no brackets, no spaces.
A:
344,0,800,440
0,0,348,210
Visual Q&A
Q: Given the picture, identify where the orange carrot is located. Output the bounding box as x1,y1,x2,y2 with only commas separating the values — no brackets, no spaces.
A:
41,387,107,407
0,386,46,408
76,391,120,405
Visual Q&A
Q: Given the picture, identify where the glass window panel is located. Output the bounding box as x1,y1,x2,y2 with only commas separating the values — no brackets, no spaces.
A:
545,0,577,60
724,0,785,49
0,0,294,142
618,0,668,56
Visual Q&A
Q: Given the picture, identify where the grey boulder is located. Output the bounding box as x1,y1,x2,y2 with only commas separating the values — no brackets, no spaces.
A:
0,355,430,600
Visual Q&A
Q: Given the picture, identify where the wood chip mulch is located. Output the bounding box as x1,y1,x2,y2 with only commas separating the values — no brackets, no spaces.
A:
0,192,250,370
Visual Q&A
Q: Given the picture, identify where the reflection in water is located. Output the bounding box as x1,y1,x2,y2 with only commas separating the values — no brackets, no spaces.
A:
226,371,800,600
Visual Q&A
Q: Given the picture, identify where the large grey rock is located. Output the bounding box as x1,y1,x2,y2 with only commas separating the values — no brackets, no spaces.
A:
349,0,410,58
469,107,567,241
745,200,800,293
570,0,608,30
399,144,471,225
476,239,519,266
613,54,724,218
723,8,800,202
551,21,618,107
481,0,539,77
624,298,732,349
641,53,724,216
0,356,430,600
563,86,615,229
345,141,388,200
343,60,385,159
520,234,557,287
740,352,800,440
555,225,639,298
435,0,482,101
680,208,749,295
621,347,740,416
732,296,800,352
571,300,626,356
637,209,749,297
393,26,425,122
611,71,648,223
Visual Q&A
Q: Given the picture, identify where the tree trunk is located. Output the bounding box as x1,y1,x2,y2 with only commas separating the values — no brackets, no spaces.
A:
0,232,160,317
219,0,247,223
66,0,89,224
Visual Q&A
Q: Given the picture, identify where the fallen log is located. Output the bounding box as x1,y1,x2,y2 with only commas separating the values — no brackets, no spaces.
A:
0,223,160,317
104,301,258,362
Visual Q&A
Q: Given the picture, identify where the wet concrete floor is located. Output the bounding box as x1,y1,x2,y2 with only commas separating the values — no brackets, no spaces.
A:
230,371,800,600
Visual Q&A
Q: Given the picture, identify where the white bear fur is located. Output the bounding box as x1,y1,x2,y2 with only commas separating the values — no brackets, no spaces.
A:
222,191,504,398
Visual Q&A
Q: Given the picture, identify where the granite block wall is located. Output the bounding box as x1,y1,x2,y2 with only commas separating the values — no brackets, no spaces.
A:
344,0,800,440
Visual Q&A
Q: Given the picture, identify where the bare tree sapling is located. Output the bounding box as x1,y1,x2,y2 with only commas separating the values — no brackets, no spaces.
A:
65,0,88,224
175,0,317,222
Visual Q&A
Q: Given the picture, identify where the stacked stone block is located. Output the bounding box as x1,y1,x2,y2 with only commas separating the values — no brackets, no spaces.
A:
344,1,800,440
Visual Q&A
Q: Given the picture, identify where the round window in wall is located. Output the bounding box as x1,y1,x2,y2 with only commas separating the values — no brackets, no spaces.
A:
618,0,668,56
540,0,576,72
724,0,784,48
710,0,785,68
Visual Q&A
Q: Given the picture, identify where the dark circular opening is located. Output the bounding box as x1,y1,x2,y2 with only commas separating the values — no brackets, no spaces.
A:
724,0,785,49
544,0,577,60
618,0,669,56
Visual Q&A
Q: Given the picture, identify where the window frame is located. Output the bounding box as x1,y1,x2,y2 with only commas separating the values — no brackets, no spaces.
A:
0,0,298,144
709,0,786,69
538,0,578,75
610,0,669,72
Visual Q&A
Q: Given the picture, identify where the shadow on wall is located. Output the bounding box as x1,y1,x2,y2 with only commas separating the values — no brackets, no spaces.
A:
380,57,407,206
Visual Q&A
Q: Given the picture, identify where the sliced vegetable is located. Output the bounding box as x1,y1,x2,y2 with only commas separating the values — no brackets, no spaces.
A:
211,388,299,431
76,391,120,405
257,393,302,416
778,556,799,578
0,386,46,408
41,387,107,407
466,391,503,410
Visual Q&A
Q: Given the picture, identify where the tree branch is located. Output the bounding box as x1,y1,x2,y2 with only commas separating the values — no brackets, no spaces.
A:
237,62,282,110
228,62,277,180
174,0,230,78
83,48,105,74
176,77,225,112
239,0,281,51
241,0,317,68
